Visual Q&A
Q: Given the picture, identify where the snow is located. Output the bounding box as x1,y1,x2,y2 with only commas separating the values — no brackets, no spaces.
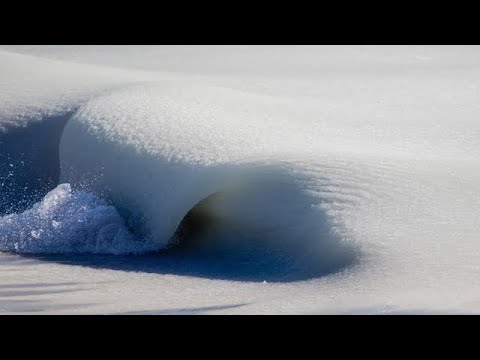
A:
1,45,480,314
0,183,152,254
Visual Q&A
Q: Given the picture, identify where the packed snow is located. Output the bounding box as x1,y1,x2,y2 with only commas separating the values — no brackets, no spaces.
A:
1,46,480,314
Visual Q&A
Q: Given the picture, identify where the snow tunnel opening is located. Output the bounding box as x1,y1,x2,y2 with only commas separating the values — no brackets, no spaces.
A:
170,195,221,250
163,175,360,282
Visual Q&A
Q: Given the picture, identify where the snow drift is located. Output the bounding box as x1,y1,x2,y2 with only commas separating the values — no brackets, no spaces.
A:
58,84,363,277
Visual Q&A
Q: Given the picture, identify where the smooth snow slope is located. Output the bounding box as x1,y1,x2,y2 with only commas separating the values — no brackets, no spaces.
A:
1,46,480,314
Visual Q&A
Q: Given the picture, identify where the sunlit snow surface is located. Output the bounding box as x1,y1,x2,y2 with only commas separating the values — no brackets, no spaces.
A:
1,46,480,314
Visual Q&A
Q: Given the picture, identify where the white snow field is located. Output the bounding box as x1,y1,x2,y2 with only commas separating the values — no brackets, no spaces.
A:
1,46,480,314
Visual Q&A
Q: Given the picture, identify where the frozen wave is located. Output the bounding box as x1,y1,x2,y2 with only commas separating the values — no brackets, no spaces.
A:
0,80,362,278
58,84,369,275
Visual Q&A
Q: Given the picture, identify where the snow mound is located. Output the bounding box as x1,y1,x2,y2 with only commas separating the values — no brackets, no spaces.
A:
59,85,363,263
